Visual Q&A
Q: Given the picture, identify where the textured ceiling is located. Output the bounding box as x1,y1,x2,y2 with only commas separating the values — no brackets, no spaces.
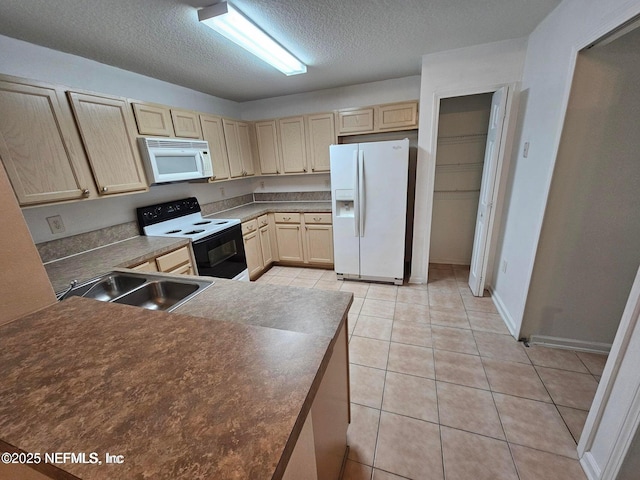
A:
0,0,561,102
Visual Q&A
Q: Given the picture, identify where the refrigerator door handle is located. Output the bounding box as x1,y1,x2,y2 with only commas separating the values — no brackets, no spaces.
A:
358,149,365,237
353,150,359,237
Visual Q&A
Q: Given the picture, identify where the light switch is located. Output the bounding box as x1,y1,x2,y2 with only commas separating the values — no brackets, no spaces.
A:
523,142,530,158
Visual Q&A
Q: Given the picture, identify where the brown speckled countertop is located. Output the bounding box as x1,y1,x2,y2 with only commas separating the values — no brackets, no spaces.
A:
0,296,339,480
44,236,189,293
176,278,351,340
206,201,332,223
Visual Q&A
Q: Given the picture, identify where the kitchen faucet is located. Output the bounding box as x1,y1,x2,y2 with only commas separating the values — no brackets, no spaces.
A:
56,280,78,301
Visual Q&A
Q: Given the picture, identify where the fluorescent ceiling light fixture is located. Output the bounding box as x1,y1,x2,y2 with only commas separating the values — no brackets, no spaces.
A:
198,2,307,76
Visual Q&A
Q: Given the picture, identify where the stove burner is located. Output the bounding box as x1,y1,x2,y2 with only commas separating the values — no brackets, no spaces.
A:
193,221,212,225
165,229,182,234
183,229,205,235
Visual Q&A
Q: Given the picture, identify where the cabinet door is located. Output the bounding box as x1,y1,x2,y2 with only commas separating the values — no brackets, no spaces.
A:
243,230,264,279
276,224,304,262
170,109,202,139
305,224,334,264
306,113,335,173
278,116,307,173
237,121,255,176
155,245,191,272
255,120,280,174
200,114,230,181
376,102,418,131
131,102,174,136
68,92,148,195
222,118,244,178
259,224,274,266
0,80,93,205
336,108,374,134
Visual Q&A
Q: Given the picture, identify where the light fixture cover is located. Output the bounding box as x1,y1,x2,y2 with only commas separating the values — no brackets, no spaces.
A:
198,2,307,76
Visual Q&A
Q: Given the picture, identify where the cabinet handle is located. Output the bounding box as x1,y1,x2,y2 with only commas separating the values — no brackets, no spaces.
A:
296,226,299,230
314,217,322,221
312,167,315,172
101,186,108,193
303,167,307,172
284,216,291,221
305,226,308,230
82,188,90,197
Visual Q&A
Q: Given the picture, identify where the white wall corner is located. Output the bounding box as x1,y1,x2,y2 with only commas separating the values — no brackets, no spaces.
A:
487,286,519,339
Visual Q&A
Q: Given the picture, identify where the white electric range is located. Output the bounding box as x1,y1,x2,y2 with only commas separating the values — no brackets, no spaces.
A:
137,198,249,281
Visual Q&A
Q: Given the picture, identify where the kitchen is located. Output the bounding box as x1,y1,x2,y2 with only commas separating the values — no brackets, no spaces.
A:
2,0,640,479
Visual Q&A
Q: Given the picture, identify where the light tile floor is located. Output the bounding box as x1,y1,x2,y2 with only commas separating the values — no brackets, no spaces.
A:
255,264,608,480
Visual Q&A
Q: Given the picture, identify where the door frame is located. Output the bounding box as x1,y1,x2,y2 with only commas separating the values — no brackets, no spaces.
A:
422,82,519,289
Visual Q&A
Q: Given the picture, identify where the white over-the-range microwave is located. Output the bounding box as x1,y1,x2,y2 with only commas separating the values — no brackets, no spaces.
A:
138,137,213,185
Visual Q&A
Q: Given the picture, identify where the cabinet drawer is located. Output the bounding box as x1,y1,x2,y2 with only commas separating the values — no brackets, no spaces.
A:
303,213,332,224
242,219,258,235
257,214,269,228
130,260,159,272
274,212,301,224
155,246,191,272
167,262,194,275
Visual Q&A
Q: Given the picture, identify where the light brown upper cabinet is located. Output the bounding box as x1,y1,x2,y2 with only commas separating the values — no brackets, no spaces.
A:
306,113,335,173
336,107,374,135
0,77,94,205
237,121,255,176
199,114,231,181
131,102,174,136
68,91,148,195
222,118,254,177
376,102,418,131
336,101,418,136
278,116,307,174
170,109,202,139
255,120,280,175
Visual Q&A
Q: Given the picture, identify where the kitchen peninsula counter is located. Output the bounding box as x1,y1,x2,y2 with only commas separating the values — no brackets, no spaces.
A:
0,280,352,480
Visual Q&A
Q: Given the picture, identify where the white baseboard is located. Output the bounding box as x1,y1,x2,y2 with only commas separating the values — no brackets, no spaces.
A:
580,451,601,480
487,287,518,339
528,335,611,354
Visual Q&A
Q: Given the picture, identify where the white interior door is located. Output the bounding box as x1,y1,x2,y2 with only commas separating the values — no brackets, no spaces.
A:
468,87,508,296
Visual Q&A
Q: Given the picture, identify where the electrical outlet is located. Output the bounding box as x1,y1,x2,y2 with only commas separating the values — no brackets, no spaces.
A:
501,259,508,273
523,142,530,158
220,187,225,197
260,181,265,189
46,215,66,234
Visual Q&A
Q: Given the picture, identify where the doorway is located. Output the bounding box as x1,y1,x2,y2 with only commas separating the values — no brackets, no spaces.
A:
430,93,493,267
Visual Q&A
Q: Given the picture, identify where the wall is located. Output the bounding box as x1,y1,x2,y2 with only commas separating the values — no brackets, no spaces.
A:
0,162,55,324
520,27,640,347
430,94,491,265
490,0,640,338
0,35,240,117
240,76,421,120
1,34,421,243
412,37,527,284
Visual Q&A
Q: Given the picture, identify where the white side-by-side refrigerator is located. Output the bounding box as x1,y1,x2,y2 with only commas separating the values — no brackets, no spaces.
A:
330,139,409,285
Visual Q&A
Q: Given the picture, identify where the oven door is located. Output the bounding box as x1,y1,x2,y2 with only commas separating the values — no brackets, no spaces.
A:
191,224,247,279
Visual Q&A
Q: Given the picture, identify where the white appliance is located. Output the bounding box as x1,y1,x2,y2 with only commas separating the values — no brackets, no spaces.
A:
330,139,409,285
136,198,249,281
138,137,213,185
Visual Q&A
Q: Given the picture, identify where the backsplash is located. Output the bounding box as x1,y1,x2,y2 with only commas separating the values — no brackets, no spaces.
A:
37,192,330,262
37,221,140,263
38,194,255,263
254,191,331,202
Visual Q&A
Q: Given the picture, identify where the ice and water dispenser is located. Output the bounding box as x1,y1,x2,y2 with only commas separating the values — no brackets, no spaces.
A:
334,189,355,218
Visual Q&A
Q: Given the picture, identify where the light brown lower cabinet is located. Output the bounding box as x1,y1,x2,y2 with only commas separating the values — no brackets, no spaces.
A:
129,245,195,275
242,215,274,280
274,213,334,267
